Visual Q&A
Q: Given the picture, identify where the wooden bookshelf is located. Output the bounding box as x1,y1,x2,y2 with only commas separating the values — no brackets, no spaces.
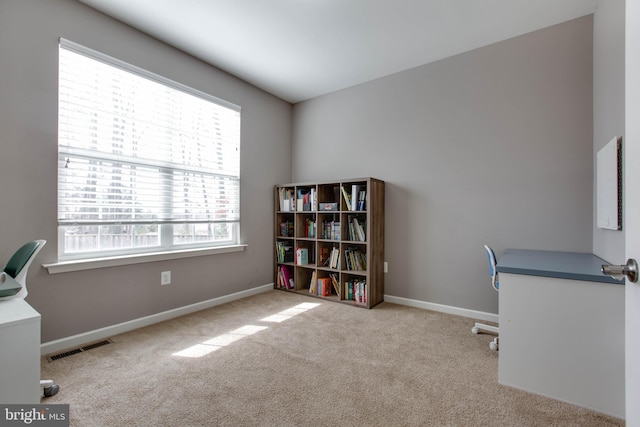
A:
275,178,384,308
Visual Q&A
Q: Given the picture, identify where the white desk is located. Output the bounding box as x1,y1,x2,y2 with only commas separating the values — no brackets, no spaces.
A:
0,298,41,404
497,249,624,419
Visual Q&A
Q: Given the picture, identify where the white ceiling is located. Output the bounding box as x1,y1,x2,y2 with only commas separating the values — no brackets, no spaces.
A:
77,0,598,103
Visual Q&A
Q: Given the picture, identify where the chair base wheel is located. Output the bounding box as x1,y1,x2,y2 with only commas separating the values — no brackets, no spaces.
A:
43,384,60,397
471,326,479,334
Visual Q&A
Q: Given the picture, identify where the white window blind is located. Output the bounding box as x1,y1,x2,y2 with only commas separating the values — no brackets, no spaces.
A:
58,38,240,258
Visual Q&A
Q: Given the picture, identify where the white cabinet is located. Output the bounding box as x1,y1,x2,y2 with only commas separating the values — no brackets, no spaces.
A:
497,250,625,419
0,299,41,404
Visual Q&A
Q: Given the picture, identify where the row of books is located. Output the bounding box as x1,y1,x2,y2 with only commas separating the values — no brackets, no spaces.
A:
305,218,316,238
279,221,294,238
276,243,312,265
280,184,366,213
296,188,317,212
279,268,366,303
280,218,364,242
281,218,363,241
308,272,340,297
321,220,340,240
277,187,318,212
276,265,294,289
275,241,294,263
344,247,367,271
277,188,295,212
346,216,366,242
344,279,367,303
340,185,366,211
280,245,365,271
321,247,341,269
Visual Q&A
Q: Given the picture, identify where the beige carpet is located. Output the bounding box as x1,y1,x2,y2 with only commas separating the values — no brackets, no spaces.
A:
41,290,624,426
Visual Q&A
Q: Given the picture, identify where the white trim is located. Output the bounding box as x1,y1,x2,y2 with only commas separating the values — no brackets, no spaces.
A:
42,244,247,274
384,294,499,323
40,283,273,356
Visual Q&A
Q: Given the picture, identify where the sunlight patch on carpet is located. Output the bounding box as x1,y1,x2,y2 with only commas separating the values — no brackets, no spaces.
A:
172,325,268,358
172,303,321,358
172,302,320,358
260,302,321,323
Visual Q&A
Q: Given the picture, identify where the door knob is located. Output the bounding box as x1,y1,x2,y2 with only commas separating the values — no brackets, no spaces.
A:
601,258,638,283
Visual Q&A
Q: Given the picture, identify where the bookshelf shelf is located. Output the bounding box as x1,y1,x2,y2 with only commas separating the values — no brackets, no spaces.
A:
274,178,384,309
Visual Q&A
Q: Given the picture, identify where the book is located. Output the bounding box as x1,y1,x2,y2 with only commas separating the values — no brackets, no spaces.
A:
276,241,294,263
351,185,360,211
319,246,331,266
346,216,365,241
345,279,366,302
277,265,294,289
308,270,317,295
357,190,366,211
305,218,316,238
295,188,316,211
329,247,340,269
341,185,352,210
318,277,331,296
332,221,340,240
330,273,340,296
322,220,340,240
344,247,366,271
297,188,308,211
280,221,294,237
296,247,309,265
355,218,365,241
278,188,295,212
357,280,367,303
310,187,317,211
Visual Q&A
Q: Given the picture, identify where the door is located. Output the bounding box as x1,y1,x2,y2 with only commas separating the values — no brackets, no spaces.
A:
626,2,640,424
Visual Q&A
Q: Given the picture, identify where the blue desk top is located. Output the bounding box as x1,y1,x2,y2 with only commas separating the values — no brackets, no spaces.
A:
496,249,624,284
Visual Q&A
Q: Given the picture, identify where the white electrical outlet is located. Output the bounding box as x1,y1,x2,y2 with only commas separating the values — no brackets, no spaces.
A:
161,271,171,285
384,262,388,273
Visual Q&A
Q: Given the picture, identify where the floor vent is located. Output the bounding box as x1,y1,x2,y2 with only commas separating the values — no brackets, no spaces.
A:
47,339,113,362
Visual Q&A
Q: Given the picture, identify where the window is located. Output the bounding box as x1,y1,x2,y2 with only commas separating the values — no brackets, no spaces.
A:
57,39,240,261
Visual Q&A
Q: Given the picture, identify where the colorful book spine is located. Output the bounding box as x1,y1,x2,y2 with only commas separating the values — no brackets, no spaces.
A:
330,274,340,296
351,185,360,211
276,241,294,263
341,186,351,210
277,265,294,289
357,190,366,211
344,279,366,303
318,277,331,296
308,270,317,295
296,247,309,265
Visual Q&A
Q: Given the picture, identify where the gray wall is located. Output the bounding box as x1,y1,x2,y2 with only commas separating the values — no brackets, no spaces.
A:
592,0,625,263
292,16,594,314
0,0,292,342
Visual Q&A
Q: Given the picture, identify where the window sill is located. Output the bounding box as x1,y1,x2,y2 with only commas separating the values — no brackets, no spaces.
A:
42,244,247,274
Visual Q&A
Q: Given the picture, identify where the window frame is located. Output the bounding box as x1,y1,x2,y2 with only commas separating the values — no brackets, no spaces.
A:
56,38,242,263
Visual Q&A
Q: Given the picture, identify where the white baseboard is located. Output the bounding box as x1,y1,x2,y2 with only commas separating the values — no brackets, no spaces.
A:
41,283,274,356
384,294,499,324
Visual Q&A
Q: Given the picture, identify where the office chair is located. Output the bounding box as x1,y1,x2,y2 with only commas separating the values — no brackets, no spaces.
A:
0,240,46,301
0,240,60,397
471,245,500,351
